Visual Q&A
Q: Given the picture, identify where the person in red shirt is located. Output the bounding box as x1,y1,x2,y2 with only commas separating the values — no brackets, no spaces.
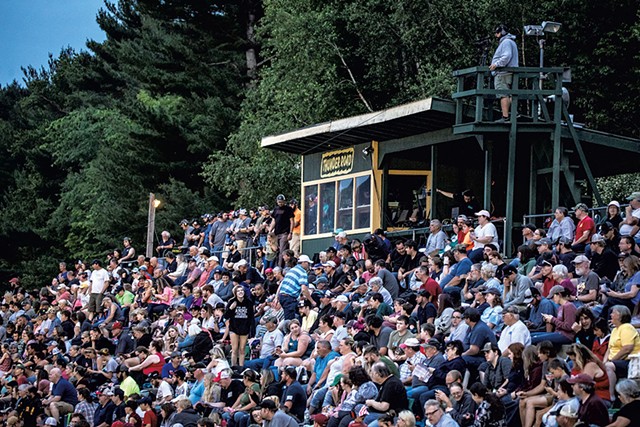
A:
572,203,595,252
138,397,158,427
415,266,441,308
13,364,29,385
539,260,556,297
591,318,610,362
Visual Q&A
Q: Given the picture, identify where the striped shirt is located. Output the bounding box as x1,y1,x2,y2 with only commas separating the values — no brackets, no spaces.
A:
279,264,308,297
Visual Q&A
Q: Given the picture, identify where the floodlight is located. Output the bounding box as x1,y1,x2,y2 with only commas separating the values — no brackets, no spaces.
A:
524,25,543,36
542,21,561,33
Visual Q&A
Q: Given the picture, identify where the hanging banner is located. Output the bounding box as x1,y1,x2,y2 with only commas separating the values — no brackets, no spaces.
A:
321,147,354,178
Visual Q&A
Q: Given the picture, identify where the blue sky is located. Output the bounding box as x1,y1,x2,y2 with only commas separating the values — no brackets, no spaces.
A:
0,0,106,86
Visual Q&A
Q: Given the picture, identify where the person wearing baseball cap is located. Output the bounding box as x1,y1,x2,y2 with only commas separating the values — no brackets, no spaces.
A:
602,200,622,228
297,299,317,332
467,209,499,263
571,202,596,252
569,373,610,427
278,252,311,320
398,338,426,385
571,254,599,305
524,286,554,332
310,413,329,427
498,305,531,353
94,385,117,426
556,403,579,425
321,260,342,290
259,398,298,427
161,351,186,380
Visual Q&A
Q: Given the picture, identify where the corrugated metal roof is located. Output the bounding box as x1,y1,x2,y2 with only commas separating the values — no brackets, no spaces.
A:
260,96,640,170
261,97,456,155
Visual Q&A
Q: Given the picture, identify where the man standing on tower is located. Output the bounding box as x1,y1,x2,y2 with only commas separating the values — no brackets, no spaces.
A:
489,24,519,122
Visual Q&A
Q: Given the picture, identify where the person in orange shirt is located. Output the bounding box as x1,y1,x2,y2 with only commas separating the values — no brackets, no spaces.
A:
290,199,302,257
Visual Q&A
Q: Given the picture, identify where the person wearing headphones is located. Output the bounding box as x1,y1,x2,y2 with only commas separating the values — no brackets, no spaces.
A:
489,24,519,122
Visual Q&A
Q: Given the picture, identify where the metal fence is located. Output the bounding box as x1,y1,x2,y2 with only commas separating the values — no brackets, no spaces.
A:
520,203,630,248
385,217,508,257
158,244,264,269
522,203,630,229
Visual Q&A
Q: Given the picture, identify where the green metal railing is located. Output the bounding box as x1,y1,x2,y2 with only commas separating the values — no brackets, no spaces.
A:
452,66,568,124
449,66,604,257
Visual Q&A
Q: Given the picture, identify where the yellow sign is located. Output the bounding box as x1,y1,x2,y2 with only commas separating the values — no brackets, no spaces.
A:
321,147,354,178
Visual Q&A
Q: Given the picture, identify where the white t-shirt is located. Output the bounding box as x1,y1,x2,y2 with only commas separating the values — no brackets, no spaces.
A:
474,222,499,251
498,320,531,353
90,268,111,294
620,208,640,238
260,329,284,358
156,380,174,402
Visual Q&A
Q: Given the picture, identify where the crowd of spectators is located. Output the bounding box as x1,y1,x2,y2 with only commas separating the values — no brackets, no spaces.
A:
1,193,640,427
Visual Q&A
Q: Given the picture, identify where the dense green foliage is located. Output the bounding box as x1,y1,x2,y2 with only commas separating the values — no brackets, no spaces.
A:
0,0,638,286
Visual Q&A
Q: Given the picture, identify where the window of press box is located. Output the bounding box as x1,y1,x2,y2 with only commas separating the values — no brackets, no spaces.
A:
355,175,371,229
304,185,318,235
303,175,371,236
337,178,354,231
319,182,335,234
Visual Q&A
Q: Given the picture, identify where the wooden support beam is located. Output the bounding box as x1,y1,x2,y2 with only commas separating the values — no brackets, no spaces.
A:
381,163,389,229
430,145,438,220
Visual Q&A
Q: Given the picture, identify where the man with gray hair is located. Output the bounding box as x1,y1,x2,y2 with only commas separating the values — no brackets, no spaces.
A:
573,255,599,306
424,399,459,427
368,276,393,306
425,219,448,256
569,373,609,427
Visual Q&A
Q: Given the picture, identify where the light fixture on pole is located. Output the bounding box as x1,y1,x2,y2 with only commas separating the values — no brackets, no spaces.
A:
524,21,561,87
146,193,162,257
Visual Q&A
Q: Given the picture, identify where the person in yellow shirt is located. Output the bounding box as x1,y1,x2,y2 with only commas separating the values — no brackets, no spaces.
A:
116,366,141,398
604,305,640,390
299,300,318,333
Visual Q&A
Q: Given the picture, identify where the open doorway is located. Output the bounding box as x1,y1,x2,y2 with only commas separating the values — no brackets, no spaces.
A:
385,171,431,229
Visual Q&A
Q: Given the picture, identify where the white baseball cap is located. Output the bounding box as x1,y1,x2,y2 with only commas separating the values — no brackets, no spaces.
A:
332,295,349,303
298,255,311,263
